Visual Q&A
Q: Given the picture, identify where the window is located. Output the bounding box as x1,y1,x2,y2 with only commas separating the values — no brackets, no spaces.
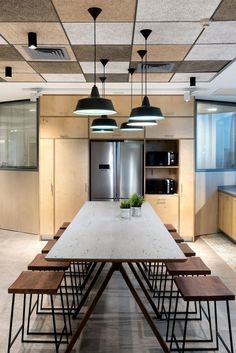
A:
196,100,236,171
0,100,38,170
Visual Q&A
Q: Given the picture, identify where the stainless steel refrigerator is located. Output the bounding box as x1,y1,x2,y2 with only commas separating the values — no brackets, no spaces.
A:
90,141,143,201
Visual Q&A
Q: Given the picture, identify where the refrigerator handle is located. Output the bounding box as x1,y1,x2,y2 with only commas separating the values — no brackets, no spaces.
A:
116,142,121,200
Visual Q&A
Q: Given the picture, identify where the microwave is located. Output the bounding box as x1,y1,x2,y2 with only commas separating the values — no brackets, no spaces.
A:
146,178,176,194
146,151,177,166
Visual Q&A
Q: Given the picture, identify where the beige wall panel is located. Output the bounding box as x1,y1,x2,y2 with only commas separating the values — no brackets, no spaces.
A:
195,171,236,236
145,117,194,139
0,171,39,234
179,139,195,240
40,117,88,139
232,198,236,240
39,139,54,236
40,95,194,118
55,139,89,231
89,117,144,140
145,194,179,231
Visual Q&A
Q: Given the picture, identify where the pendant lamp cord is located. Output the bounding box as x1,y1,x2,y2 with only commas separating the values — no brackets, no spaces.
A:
94,17,96,86
103,65,105,97
131,72,133,109
141,57,143,100
145,39,147,97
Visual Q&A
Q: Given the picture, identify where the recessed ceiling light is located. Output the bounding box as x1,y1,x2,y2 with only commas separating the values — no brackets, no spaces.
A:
207,107,217,112
28,32,37,50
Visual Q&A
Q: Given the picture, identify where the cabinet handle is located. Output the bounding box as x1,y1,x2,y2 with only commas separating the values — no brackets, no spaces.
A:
51,183,54,196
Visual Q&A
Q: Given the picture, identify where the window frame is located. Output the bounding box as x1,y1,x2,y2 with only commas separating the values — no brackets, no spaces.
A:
195,99,236,172
0,99,39,171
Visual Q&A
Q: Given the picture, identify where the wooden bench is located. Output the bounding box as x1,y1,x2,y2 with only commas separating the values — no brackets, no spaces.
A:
171,276,235,352
41,239,57,254
164,224,176,232
7,271,68,353
177,243,196,257
60,222,70,230
53,228,65,240
169,231,184,243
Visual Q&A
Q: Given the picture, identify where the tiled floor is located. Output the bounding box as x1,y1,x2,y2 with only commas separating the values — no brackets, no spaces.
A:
1,229,236,353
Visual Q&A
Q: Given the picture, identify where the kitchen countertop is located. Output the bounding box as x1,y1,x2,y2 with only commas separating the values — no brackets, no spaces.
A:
218,185,236,197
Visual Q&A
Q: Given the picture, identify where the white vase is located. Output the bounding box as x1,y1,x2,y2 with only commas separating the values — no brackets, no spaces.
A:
120,208,131,219
131,206,141,217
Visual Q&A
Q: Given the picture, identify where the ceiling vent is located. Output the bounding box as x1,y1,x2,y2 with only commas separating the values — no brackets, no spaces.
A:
136,62,176,73
23,46,70,60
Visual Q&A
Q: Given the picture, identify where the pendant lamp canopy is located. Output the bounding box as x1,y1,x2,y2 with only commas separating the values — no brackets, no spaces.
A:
74,8,116,116
128,29,164,123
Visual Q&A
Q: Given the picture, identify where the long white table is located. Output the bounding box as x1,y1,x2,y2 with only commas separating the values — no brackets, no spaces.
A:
47,201,186,353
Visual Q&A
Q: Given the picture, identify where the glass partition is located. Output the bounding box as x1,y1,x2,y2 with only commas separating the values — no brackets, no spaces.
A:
0,100,38,170
196,100,236,171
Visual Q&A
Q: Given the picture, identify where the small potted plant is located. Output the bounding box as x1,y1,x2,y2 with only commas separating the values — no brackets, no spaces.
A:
129,193,144,217
120,199,131,219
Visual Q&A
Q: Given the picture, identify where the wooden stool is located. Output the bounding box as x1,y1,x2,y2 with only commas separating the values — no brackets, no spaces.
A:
60,222,70,230
170,231,184,243
41,240,57,254
7,271,68,353
54,228,65,240
165,224,176,232
171,276,235,352
177,243,196,257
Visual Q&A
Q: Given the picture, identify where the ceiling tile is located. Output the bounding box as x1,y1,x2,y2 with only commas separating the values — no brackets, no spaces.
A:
176,60,229,72
197,21,236,44
171,72,216,82
0,36,7,44
42,74,86,82
132,45,191,61
52,0,136,22
80,61,129,74
185,44,236,60
132,73,172,82
136,0,221,21
213,0,236,21
134,22,202,44
73,45,131,62
0,45,23,60
1,73,44,82
0,23,69,45
15,45,76,61
29,62,82,74
0,61,35,74
63,23,133,45
85,73,129,82
0,0,59,21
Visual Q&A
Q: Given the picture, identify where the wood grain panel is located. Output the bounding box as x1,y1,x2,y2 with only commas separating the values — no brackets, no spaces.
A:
0,171,39,234
145,117,194,139
54,139,89,231
40,117,88,138
39,139,54,236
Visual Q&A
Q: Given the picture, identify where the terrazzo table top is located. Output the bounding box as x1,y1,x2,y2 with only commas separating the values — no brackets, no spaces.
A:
46,201,186,263
218,185,236,197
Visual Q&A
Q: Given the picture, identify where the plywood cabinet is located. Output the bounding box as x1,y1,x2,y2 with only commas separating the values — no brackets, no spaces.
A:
145,194,179,231
40,95,83,117
218,192,235,240
39,138,89,237
145,117,194,139
40,117,88,138
179,139,195,240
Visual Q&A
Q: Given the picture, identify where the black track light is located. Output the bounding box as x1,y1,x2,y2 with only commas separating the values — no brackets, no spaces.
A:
5,66,12,78
28,32,37,50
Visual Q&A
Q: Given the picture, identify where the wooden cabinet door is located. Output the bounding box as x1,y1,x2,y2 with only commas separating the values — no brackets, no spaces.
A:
222,194,233,236
179,139,195,240
145,194,179,231
40,117,88,139
145,117,194,139
39,139,54,236
54,139,89,231
218,192,224,231
232,197,236,240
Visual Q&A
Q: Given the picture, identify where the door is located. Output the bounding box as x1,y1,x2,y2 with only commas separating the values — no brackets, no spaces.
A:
90,141,116,200
55,139,89,231
119,141,143,198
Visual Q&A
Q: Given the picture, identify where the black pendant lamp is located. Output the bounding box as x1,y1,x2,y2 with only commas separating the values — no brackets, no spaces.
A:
91,59,118,132
28,32,37,49
74,8,116,116
5,66,12,78
129,29,164,122
128,49,157,127
120,68,144,131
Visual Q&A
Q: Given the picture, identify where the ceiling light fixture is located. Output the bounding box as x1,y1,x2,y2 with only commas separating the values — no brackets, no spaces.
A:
121,68,144,131
129,29,164,122
28,32,37,49
90,59,118,131
5,66,12,78
74,7,116,116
